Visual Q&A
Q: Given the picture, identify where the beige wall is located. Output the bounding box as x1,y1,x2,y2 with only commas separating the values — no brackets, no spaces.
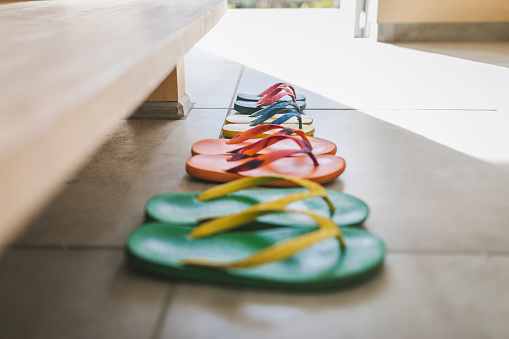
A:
378,0,509,23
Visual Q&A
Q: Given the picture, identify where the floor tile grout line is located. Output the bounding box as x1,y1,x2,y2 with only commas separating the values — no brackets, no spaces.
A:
3,244,124,251
187,107,230,110
190,107,497,112
189,108,497,111
303,108,498,111
226,64,245,116
388,249,509,257
150,284,178,339
3,245,509,257
218,64,245,138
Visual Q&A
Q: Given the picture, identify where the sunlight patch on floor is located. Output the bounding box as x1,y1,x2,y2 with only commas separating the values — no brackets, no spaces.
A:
360,109,509,165
198,10,508,109
195,9,509,166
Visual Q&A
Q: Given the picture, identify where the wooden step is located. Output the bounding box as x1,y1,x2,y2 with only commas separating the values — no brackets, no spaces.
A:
0,0,226,246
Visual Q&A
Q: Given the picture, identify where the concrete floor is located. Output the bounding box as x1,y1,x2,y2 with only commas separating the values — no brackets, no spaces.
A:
1,9,509,339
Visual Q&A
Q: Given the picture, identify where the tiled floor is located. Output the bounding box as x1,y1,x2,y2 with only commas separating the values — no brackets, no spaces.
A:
2,9,509,339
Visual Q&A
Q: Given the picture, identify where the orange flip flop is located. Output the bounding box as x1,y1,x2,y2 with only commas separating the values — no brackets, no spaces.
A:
186,136,345,187
192,125,336,156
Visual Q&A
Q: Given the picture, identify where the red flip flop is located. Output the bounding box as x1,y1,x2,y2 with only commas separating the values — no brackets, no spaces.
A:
192,125,337,156
186,135,345,187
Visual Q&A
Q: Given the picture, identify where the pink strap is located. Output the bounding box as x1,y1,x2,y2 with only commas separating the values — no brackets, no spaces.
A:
226,148,319,173
258,83,286,97
256,86,296,106
258,83,296,98
256,85,297,107
227,124,311,145
229,135,311,160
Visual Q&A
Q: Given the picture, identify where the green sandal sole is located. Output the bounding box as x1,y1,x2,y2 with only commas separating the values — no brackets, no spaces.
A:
145,188,369,228
126,223,385,291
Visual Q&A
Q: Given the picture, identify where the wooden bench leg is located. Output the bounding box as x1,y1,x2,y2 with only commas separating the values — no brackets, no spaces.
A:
132,58,193,119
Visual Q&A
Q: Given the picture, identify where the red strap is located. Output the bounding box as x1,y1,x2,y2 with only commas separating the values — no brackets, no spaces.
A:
257,83,286,97
226,148,319,173
227,124,311,145
256,86,296,106
229,135,311,160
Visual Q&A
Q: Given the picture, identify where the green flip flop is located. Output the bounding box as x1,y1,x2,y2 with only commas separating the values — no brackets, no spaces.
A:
126,208,385,290
146,175,369,228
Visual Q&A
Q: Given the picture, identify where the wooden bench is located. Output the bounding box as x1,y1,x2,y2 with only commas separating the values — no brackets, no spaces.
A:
0,0,226,246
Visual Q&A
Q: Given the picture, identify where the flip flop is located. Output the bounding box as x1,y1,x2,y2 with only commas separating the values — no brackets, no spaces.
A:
234,99,306,115
192,136,335,156
146,175,369,228
225,113,313,125
193,125,336,156
186,139,345,186
126,208,385,290
246,101,306,128
223,123,314,138
238,92,306,102
225,104,314,138
236,83,306,103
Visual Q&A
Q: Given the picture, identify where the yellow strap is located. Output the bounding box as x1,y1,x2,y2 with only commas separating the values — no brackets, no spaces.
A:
197,175,335,215
192,191,329,237
181,210,345,269
197,175,323,200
